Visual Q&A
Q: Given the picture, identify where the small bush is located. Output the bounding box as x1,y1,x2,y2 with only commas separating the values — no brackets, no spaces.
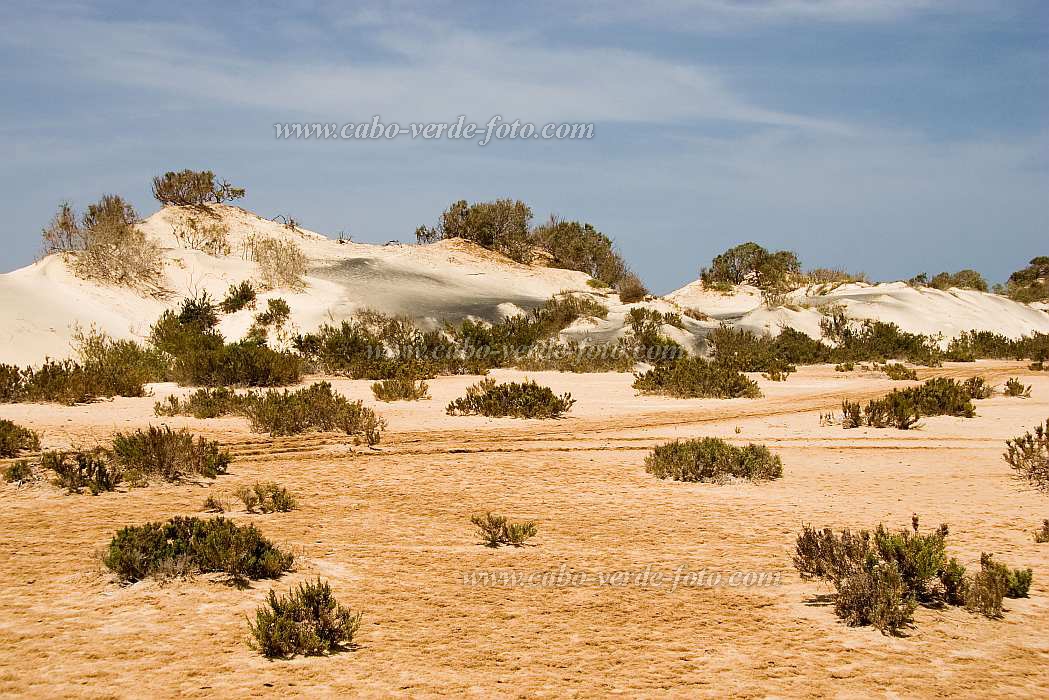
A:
446,378,575,419
220,281,257,313
43,448,123,495
1004,419,1049,490
644,438,783,483
202,494,226,513
248,578,362,658
371,378,430,402
963,376,993,399
835,362,855,372
1034,520,1049,544
3,461,34,484
416,198,533,263
104,516,293,584
843,378,975,430
240,382,386,444
249,237,308,290
882,363,918,381
155,387,243,418
1004,377,1032,398
834,564,916,633
617,272,649,303
470,512,537,547
110,426,231,484
152,169,244,206
964,559,1006,618
173,216,231,256
0,419,40,457
841,400,863,429
238,482,296,513
633,357,761,399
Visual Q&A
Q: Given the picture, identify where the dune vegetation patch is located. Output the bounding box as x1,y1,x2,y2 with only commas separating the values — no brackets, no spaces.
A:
1005,418,1049,490
446,378,575,418
841,377,976,430
0,419,40,458
644,438,783,483
371,377,430,402
249,578,362,659
633,357,761,399
471,512,538,547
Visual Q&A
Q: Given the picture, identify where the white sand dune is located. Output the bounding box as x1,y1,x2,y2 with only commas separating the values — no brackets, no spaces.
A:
1,203,1046,366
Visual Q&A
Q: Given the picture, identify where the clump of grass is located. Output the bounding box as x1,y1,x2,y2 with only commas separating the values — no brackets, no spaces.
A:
470,512,537,547
0,419,40,457
111,426,230,484
219,281,257,313
1004,419,1049,490
43,449,123,495
3,461,34,484
236,482,296,513
794,516,1032,634
104,517,293,584
1034,520,1049,543
1004,377,1032,398
633,357,761,399
248,578,362,658
371,378,430,402
446,378,575,418
644,438,783,483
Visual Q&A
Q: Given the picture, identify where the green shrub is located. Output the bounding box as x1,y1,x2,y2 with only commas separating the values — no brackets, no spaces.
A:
371,378,430,402
237,482,296,513
470,512,537,547
834,563,916,633
110,426,230,484
220,281,257,313
248,578,362,658
152,169,244,206
882,363,918,381
104,516,293,584
700,242,800,294
633,357,761,399
240,382,385,444
963,376,993,399
835,362,855,372
532,216,631,289
155,387,244,418
1034,520,1049,544
928,269,988,292
644,438,783,483
415,199,533,263
841,400,863,429
964,558,1006,618
1004,419,1049,490
0,419,40,457
513,339,637,373
202,494,226,513
43,448,123,495
844,378,975,430
446,378,575,418
1004,377,1032,398
3,461,34,484
1004,257,1049,303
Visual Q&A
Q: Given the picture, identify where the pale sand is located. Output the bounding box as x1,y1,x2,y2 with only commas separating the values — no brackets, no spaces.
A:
1,363,1047,697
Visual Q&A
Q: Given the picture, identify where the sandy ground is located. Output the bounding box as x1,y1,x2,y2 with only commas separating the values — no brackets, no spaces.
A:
1,362,1048,698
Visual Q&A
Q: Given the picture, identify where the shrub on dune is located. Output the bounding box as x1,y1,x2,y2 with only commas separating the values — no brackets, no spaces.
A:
633,357,761,399
248,579,362,658
0,419,40,458
446,378,575,418
644,437,783,483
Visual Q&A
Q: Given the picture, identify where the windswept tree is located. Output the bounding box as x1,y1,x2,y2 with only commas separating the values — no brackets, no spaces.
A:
152,169,245,206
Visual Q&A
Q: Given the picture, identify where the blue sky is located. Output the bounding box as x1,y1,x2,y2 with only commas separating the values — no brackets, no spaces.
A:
1,0,1046,292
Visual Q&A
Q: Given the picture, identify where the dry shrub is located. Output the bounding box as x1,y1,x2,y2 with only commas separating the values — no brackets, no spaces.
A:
0,419,40,458
248,236,308,290
1004,418,1049,490
371,378,430,402
236,482,296,513
249,579,361,658
174,216,231,256
1004,377,1032,398
617,271,649,303
446,378,575,418
470,512,537,547
152,170,244,206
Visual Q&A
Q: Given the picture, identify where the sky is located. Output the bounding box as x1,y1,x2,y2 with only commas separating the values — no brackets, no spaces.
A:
1,0,1046,293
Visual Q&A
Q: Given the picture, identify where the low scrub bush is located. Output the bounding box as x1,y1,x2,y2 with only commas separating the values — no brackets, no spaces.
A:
155,387,244,418
644,438,783,483
202,494,226,513
236,482,296,513
470,512,537,547
240,382,386,444
446,378,575,418
633,357,761,399
104,516,293,584
173,215,230,256
249,578,362,658
513,339,637,373
3,461,34,484
220,281,257,313
371,378,430,402
927,269,989,292
793,517,1030,634
0,346,157,405
249,237,308,290
43,448,123,495
963,376,993,399
416,198,533,263
0,419,40,457
1003,257,1049,304
882,363,918,381
1004,378,1032,398
111,426,230,484
1004,418,1049,490
842,378,975,430
152,169,244,206
701,242,800,295
841,400,863,429
835,362,854,372
1035,520,1049,544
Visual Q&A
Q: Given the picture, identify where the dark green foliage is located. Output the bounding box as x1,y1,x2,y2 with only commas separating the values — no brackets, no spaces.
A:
1004,419,1049,490
255,298,291,327
152,169,244,206
626,308,685,366
1004,256,1049,303
43,448,122,495
532,216,630,289
104,516,293,583
835,362,854,372
470,512,537,547
220,281,257,314
927,269,989,292
371,378,430,402
416,199,534,262
110,426,230,483
237,482,296,513
0,352,154,405
513,339,637,373
844,378,975,430
963,376,993,399
939,557,968,606
644,438,783,483
248,578,362,658
882,363,918,381
1034,520,1049,544
0,419,40,457
3,461,34,484
633,357,761,399
446,378,575,418
821,311,943,366
155,387,243,418
1004,377,1032,398
841,400,863,429
946,330,1049,363
178,293,219,330
239,382,386,444
700,242,800,293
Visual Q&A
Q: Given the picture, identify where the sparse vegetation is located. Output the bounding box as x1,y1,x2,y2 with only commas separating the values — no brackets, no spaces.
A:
447,378,575,418
881,363,918,381
470,512,537,547
151,169,245,206
1003,257,1049,303
239,382,386,444
371,378,430,402
1004,419,1048,490
248,578,361,659
1035,520,1049,544
3,461,34,484
236,482,296,513
633,357,761,399
840,378,975,430
1004,377,1032,398
0,419,40,458
220,281,257,314
963,376,994,399
111,426,230,485
155,387,243,418
104,516,293,584
922,269,989,292
247,237,308,290
43,448,123,495
202,494,226,513
173,216,231,256
644,438,783,483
